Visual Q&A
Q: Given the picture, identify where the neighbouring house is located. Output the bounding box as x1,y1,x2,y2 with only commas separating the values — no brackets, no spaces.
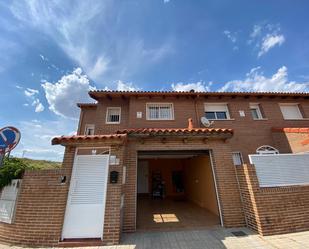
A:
0,90,309,247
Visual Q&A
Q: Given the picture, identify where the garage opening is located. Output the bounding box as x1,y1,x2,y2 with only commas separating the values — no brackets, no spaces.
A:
136,150,221,231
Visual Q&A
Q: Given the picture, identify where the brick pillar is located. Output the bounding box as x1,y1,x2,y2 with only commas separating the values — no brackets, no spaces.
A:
235,164,262,233
211,146,246,227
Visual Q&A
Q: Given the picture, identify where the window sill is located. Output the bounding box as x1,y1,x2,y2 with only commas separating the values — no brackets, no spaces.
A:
146,119,175,121
253,118,268,121
283,118,309,121
208,118,235,121
105,122,121,125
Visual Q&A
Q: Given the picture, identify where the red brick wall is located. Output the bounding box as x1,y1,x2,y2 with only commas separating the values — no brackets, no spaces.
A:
0,146,74,246
0,141,125,247
79,96,309,163
272,128,309,153
236,164,309,235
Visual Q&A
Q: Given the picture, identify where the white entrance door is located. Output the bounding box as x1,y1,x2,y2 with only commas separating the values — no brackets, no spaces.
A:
62,154,109,239
137,161,149,193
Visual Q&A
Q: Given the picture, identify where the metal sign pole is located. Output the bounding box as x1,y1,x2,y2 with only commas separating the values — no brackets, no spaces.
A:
0,153,4,167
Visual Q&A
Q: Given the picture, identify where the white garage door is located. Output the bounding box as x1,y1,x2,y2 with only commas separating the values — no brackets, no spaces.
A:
62,154,109,239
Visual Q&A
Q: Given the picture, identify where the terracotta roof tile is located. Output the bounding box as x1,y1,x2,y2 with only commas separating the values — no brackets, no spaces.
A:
77,103,97,108
117,128,233,135
89,90,309,100
52,134,127,145
272,127,309,133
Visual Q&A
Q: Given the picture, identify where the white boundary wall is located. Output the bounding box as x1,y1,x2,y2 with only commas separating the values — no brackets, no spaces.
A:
0,179,21,223
249,153,309,187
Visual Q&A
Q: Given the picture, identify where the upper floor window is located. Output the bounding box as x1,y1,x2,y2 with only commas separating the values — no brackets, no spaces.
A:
250,103,263,120
85,124,95,135
204,103,230,120
279,103,303,120
146,103,174,120
106,107,121,124
232,152,243,166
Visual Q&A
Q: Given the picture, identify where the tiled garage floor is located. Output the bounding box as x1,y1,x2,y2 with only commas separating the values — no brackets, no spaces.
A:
137,198,220,231
3,228,309,249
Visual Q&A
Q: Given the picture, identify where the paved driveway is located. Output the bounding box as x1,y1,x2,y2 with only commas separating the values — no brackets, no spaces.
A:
3,227,309,249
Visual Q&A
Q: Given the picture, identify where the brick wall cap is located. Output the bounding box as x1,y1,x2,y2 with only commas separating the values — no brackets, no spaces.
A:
51,134,127,145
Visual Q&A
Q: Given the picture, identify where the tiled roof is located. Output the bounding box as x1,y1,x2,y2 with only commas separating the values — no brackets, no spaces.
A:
272,127,309,133
89,90,309,100
77,103,97,108
52,134,127,145
117,128,233,136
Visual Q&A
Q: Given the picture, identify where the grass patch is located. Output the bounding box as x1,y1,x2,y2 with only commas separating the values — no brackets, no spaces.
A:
19,157,61,169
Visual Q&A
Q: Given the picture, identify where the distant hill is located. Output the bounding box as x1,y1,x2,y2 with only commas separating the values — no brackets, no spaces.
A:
17,158,61,169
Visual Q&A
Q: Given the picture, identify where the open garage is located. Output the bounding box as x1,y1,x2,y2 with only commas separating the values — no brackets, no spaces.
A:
136,150,221,231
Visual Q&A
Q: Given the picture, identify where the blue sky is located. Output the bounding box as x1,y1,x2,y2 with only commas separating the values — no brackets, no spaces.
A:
1,0,309,161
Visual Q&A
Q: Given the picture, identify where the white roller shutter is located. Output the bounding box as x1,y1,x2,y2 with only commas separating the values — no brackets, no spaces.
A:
279,104,303,119
249,154,309,187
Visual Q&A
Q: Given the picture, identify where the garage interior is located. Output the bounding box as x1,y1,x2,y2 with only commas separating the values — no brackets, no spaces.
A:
136,150,221,231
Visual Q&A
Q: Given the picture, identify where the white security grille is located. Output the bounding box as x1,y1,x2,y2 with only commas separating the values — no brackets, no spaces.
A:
146,103,174,120
249,153,309,187
0,179,21,223
106,107,121,123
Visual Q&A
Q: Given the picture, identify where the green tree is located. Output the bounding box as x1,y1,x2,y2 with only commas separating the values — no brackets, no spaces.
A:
0,157,33,189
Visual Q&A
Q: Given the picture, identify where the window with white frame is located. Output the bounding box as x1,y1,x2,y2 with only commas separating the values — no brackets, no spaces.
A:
204,103,230,120
256,145,279,155
106,107,121,124
250,103,263,120
279,104,303,120
84,124,95,135
232,152,243,165
146,103,174,120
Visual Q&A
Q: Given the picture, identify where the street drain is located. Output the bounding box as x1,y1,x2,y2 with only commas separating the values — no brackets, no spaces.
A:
231,231,247,237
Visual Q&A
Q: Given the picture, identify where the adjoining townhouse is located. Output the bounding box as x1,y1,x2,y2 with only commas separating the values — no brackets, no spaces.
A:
0,90,309,247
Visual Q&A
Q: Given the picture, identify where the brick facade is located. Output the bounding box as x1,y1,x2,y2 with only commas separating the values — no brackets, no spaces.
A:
272,128,309,153
236,164,309,235
78,94,309,163
0,91,308,247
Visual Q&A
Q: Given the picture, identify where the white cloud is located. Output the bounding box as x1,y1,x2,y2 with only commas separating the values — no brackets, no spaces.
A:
171,81,211,92
223,30,237,43
20,87,45,112
24,88,39,97
41,68,95,118
164,0,170,3
219,66,309,92
258,34,285,57
250,25,262,39
39,54,48,61
11,119,77,161
116,81,139,91
248,23,285,57
9,1,174,83
32,99,45,112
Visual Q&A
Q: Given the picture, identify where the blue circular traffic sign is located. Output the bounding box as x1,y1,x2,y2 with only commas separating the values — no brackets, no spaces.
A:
0,126,21,154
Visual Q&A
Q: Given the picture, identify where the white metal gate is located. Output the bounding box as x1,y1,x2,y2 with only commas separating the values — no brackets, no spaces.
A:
62,154,109,239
